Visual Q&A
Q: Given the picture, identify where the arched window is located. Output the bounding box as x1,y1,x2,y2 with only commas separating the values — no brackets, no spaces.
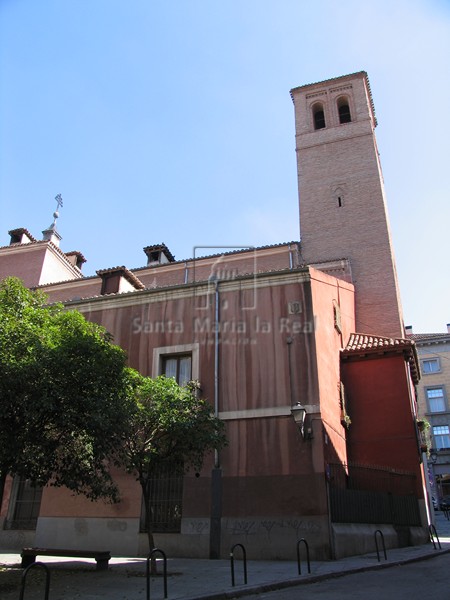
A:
337,97,351,124
312,103,326,130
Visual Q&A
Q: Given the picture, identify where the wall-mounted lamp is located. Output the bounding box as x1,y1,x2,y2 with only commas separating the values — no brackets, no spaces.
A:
291,402,307,438
430,452,438,464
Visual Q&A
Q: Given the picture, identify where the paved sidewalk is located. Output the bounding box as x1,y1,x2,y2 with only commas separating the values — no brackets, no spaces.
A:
1,512,450,600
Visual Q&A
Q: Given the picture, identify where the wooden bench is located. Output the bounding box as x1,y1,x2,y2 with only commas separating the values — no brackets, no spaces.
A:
21,547,111,571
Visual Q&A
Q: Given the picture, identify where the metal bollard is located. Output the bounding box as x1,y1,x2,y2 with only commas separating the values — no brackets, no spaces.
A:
230,543,247,587
146,547,168,599
296,538,311,575
374,529,387,562
429,523,441,549
19,561,51,600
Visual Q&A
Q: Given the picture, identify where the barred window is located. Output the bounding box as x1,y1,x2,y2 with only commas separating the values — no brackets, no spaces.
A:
4,477,42,530
140,462,184,533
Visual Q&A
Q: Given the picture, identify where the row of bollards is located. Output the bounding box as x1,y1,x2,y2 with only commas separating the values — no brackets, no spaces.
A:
17,528,444,599
18,540,311,599
230,538,311,587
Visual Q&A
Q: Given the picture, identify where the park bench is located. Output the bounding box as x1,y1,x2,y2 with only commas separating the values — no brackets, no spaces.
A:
21,547,111,571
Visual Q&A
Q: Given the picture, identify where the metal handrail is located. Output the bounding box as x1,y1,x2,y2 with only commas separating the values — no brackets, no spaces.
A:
146,547,168,599
230,543,247,586
296,538,311,575
19,561,51,600
374,529,387,562
429,523,441,549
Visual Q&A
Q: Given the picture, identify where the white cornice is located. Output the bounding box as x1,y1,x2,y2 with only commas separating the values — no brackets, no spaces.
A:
66,269,312,313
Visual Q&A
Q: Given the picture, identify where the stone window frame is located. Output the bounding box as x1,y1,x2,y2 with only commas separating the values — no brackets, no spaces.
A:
152,343,200,382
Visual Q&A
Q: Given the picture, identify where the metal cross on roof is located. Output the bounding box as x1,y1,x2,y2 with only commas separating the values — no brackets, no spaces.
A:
55,194,63,210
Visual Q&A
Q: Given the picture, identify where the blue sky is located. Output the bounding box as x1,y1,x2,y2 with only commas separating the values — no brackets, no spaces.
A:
0,0,449,333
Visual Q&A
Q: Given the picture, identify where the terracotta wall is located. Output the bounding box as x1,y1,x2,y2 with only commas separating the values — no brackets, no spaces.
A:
342,355,423,496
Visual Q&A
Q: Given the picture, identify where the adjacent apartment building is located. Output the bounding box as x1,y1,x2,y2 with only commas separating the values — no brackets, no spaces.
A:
0,72,428,560
407,325,450,503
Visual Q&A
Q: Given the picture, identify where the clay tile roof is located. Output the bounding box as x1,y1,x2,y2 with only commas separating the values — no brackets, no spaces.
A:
143,243,175,262
8,227,37,242
65,250,87,264
342,333,420,384
344,333,414,353
410,332,450,343
96,266,145,290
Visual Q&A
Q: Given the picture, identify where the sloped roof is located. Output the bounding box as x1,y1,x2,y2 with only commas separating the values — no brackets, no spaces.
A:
410,332,450,344
342,333,419,384
8,227,37,242
96,266,145,290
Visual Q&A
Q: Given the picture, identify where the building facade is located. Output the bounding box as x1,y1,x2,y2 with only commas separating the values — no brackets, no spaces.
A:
407,325,450,504
0,72,428,560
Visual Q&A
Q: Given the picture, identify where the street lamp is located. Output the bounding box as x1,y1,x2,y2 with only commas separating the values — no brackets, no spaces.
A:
291,402,307,438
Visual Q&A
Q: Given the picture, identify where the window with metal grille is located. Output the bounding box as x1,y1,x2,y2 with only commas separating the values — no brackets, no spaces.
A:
140,462,184,533
4,477,43,530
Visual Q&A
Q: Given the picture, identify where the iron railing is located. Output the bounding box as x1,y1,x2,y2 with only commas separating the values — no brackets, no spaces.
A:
328,463,421,526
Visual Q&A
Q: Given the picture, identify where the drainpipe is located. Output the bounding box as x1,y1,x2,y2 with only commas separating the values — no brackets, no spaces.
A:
209,278,222,559
214,280,220,434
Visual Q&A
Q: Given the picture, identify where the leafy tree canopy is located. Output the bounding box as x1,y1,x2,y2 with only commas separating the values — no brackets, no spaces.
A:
123,375,226,482
0,277,133,502
121,374,227,554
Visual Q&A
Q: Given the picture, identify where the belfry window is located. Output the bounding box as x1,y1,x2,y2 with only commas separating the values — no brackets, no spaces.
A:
312,103,326,130
338,97,351,124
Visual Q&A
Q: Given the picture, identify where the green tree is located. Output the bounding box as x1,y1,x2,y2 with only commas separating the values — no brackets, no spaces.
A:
0,277,133,507
121,375,226,564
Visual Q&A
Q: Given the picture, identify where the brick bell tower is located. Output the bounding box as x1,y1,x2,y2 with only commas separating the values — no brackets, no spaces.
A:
290,71,404,339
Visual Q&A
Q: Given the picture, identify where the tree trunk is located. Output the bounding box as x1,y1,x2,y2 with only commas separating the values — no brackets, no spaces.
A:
141,480,157,575
0,472,6,516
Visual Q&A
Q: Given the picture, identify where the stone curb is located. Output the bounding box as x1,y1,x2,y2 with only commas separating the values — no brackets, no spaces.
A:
179,547,450,600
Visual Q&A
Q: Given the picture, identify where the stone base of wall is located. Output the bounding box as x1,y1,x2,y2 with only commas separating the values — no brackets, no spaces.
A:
140,515,332,561
0,517,35,551
331,523,430,559
34,517,140,556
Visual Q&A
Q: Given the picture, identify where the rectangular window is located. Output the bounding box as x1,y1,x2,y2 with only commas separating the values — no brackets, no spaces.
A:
422,358,440,374
433,425,450,450
427,387,446,412
139,462,184,533
162,354,192,386
4,477,43,530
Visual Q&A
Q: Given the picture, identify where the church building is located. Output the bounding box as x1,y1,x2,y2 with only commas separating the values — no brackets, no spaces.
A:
0,72,428,560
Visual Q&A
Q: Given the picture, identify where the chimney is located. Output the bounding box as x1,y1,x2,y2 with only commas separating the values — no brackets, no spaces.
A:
447,323,450,334
405,325,413,336
143,243,175,266
97,267,145,295
8,228,36,245
65,251,87,271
